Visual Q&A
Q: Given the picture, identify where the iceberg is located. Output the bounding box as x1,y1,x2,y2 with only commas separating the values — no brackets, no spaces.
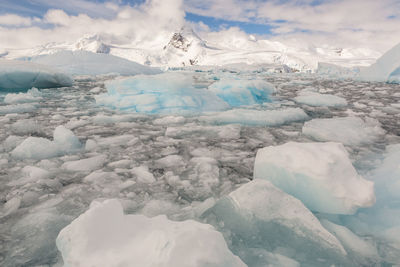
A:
358,42,400,83
302,116,385,146
207,179,346,266
253,142,375,214
208,78,276,107
29,50,162,76
56,199,246,267
96,72,229,114
0,59,73,90
11,125,82,160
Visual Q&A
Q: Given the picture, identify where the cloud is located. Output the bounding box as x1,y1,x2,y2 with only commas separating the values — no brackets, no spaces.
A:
184,0,400,52
0,0,399,54
0,14,32,26
0,0,185,49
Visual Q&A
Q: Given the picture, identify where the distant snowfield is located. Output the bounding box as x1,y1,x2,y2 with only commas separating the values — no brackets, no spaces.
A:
0,26,382,73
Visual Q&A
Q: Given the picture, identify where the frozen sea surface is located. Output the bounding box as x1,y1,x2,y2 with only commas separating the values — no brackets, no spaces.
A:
1,70,400,266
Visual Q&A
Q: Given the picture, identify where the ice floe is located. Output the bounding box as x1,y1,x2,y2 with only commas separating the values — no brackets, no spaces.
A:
56,199,246,267
294,91,347,107
302,116,385,146
199,108,309,126
254,142,375,214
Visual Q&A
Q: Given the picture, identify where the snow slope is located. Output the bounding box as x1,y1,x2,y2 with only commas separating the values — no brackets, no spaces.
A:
27,50,162,76
1,27,381,72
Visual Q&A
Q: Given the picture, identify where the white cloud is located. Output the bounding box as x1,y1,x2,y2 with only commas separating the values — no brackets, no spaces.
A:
184,0,400,53
0,0,399,54
0,14,32,26
0,0,185,49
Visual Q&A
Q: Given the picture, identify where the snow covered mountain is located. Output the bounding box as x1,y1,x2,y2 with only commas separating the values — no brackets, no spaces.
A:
0,26,381,72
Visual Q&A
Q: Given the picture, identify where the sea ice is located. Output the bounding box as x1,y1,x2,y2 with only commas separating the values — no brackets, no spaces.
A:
253,142,375,214
29,50,162,76
207,179,346,265
294,91,347,107
11,125,82,160
302,116,385,146
165,124,241,140
199,108,309,126
208,78,276,107
56,199,246,267
0,59,72,90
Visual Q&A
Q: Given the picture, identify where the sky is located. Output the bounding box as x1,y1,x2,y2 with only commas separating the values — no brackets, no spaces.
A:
1,0,400,53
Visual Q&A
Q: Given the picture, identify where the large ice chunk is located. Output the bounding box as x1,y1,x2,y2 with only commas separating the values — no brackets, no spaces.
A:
294,91,347,107
11,125,82,159
56,199,246,267
29,50,162,76
0,59,72,90
358,42,400,83
254,142,375,214
199,108,309,126
96,72,229,114
208,78,276,107
207,180,346,265
302,116,385,146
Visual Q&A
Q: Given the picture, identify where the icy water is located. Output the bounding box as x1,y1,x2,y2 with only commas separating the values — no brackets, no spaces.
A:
1,71,400,266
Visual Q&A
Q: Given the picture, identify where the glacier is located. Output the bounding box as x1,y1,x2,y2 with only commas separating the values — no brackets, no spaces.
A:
0,59,72,90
